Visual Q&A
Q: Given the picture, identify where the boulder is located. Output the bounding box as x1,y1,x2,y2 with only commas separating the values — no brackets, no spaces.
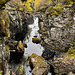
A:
32,37,41,44
17,41,24,52
23,43,27,48
16,64,26,75
42,50,55,60
29,53,50,75
51,46,75,75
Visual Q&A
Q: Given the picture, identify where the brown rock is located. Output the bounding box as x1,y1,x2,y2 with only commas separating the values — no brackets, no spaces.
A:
17,41,24,52
29,53,50,75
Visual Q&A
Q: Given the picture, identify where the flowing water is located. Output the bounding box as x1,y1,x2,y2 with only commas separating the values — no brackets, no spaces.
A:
23,17,46,75
24,17,44,58
10,17,51,75
10,17,60,75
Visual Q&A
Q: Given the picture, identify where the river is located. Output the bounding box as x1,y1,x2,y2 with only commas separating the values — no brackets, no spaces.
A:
10,17,60,75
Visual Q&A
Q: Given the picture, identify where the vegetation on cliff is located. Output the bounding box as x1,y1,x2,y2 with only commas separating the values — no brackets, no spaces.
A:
0,10,10,37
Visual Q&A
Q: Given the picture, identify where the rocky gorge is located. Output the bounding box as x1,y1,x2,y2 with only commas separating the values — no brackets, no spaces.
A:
0,0,75,75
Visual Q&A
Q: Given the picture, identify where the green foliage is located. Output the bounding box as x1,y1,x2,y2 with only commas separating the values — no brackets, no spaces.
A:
0,0,10,8
73,42,75,44
0,10,10,37
66,0,72,5
0,70,3,75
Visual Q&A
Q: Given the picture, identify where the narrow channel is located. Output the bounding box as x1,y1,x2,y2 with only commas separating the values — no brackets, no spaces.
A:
10,17,59,75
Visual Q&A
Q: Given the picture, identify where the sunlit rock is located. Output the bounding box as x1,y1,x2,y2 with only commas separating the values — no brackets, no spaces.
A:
23,43,27,48
29,53,50,75
32,37,41,44
16,64,26,75
17,41,24,52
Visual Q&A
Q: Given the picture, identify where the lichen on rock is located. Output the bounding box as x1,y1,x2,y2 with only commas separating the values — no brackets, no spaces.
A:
16,64,26,75
28,53,50,75
17,40,24,52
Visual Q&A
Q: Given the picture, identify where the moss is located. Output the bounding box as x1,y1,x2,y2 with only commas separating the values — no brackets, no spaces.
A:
70,10,74,13
23,43,27,48
50,20,54,23
41,42,46,46
65,23,69,26
66,0,73,5
53,3,65,13
0,40,2,43
29,53,45,63
16,64,26,75
40,35,45,38
41,27,46,32
63,15,67,18
68,18,73,21
45,3,65,16
72,42,75,44
32,37,41,44
5,45,10,54
0,10,10,37
0,0,10,8
51,10,59,16
0,70,3,75
63,46,75,62
17,40,24,52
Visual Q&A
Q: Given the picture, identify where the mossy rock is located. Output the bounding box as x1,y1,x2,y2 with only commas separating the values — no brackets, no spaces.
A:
5,45,10,54
17,40,24,52
32,37,41,44
23,43,27,48
41,27,46,32
0,0,10,8
51,46,75,74
16,64,26,75
41,42,46,46
29,53,45,67
0,10,10,37
29,53,50,75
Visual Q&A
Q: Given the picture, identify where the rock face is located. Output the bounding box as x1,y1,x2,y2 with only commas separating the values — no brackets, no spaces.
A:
28,53,50,75
51,46,75,75
16,64,26,75
42,49,55,60
0,40,10,75
38,1,75,52
5,0,34,41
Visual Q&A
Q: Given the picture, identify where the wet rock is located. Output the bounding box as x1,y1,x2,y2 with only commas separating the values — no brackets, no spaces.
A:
17,41,24,52
32,37,41,44
0,0,10,8
42,50,55,60
29,53,50,75
23,43,27,48
38,2,75,52
16,64,26,75
7,40,24,62
6,40,18,50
